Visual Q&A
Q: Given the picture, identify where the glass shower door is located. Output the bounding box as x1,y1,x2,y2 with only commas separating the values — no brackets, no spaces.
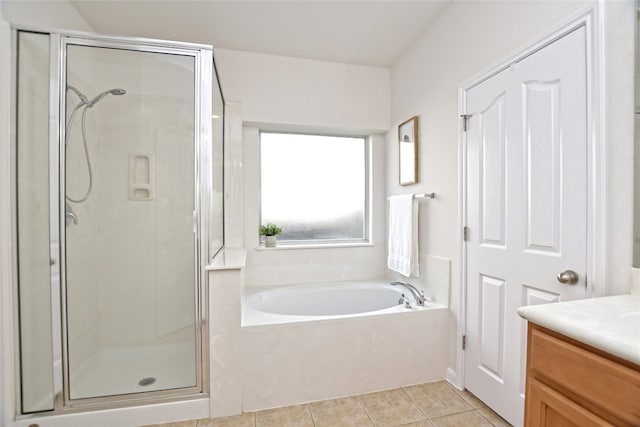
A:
63,42,198,400
16,30,56,414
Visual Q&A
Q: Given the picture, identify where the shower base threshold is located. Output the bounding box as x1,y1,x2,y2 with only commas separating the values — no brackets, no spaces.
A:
69,340,196,400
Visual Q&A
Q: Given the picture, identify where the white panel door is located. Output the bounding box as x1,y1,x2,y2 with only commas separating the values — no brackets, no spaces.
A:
464,26,588,427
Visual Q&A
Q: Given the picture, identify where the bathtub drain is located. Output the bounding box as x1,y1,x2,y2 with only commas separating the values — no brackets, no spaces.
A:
138,377,156,387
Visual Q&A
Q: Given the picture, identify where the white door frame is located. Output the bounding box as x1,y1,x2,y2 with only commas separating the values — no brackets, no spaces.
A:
454,3,604,391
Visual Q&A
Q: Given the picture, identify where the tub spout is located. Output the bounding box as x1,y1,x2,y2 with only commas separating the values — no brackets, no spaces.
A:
391,281,425,306
65,202,78,226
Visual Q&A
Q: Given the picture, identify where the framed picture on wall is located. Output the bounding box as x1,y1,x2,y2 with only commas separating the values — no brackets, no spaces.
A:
398,116,418,185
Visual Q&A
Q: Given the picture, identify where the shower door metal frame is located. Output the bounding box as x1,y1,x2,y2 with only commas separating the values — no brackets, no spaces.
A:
13,26,212,414
57,33,212,410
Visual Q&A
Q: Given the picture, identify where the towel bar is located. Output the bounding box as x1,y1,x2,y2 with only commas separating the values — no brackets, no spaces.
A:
388,193,435,199
417,193,435,199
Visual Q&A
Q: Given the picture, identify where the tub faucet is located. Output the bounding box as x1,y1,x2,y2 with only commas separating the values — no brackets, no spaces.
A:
391,281,425,306
65,202,78,226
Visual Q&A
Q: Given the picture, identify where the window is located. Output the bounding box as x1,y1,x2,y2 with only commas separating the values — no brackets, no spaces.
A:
260,132,369,244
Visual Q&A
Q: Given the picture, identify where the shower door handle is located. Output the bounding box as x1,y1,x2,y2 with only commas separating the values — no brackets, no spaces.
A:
193,211,198,234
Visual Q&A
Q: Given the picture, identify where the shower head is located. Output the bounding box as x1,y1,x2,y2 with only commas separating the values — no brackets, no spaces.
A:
87,88,126,107
67,85,89,105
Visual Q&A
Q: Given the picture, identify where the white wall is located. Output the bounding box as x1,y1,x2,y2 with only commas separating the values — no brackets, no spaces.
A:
635,11,640,268
387,0,635,383
215,48,390,134
214,49,391,287
602,0,636,295
0,4,14,425
1,0,92,31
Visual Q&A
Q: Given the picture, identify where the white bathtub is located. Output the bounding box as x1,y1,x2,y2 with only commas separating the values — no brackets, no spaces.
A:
243,280,441,326
240,280,449,411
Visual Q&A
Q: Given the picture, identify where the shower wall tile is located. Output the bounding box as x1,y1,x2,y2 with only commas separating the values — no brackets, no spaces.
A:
154,125,196,336
421,255,451,307
244,245,388,287
223,101,244,248
66,47,198,371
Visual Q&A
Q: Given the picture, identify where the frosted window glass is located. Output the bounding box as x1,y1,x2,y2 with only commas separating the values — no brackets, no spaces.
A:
260,133,367,242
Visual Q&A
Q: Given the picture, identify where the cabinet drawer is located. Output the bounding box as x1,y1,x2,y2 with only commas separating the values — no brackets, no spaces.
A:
528,326,640,426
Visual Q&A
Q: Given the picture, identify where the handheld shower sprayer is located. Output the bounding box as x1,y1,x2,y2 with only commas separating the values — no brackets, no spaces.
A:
65,85,126,204
66,85,126,107
87,88,126,107
67,85,89,105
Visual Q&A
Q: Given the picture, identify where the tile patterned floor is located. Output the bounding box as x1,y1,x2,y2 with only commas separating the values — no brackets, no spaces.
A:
143,381,512,427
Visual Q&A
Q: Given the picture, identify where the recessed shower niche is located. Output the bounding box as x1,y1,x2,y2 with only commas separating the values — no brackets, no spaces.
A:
128,153,155,201
13,28,224,414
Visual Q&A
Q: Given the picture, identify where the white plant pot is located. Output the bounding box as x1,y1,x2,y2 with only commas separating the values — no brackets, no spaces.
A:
265,235,277,248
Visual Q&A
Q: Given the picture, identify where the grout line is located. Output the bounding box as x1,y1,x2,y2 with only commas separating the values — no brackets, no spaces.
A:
360,397,376,427
404,382,491,421
444,382,484,413
306,404,316,427
476,408,495,426
477,406,513,427
444,382,509,424
149,381,510,427
429,408,479,423
448,382,490,411
400,385,428,420
355,393,376,426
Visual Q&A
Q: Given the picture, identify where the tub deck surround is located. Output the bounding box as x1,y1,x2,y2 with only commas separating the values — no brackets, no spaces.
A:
241,281,449,412
206,248,247,271
207,250,450,417
207,248,247,418
517,294,640,364
241,309,449,412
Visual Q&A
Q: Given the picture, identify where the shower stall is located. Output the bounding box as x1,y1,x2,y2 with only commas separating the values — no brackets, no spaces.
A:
12,27,224,417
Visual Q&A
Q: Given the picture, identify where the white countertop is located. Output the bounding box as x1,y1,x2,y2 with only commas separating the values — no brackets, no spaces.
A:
518,295,640,365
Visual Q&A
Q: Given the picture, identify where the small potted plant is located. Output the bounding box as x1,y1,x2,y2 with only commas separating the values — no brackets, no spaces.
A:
260,223,282,248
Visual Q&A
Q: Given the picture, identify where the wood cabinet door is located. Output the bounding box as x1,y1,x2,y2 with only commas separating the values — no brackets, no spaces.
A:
526,379,613,427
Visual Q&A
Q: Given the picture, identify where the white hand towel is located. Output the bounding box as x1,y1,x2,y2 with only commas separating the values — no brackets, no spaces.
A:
387,194,419,277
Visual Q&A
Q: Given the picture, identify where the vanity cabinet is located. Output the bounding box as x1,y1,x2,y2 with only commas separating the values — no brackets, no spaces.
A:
524,323,640,427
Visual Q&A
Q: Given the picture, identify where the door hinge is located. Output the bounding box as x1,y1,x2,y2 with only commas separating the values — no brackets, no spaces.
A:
461,114,471,132
463,226,469,241
462,335,467,350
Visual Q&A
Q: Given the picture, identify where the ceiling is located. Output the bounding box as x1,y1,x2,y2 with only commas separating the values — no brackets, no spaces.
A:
70,1,450,68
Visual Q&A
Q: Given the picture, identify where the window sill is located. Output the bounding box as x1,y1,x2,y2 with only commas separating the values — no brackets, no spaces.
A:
255,242,374,251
